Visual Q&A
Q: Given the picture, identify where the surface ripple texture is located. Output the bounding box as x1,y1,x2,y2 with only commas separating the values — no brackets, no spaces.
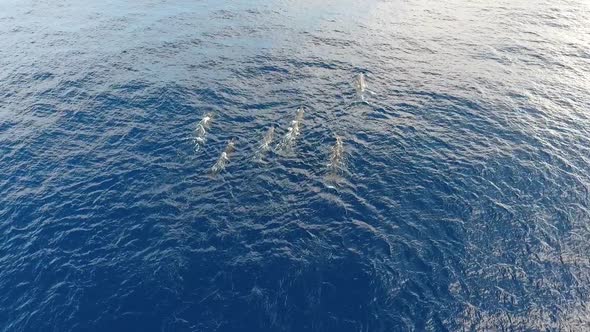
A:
1,0,590,331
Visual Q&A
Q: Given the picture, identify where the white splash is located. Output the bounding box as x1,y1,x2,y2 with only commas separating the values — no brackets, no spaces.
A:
193,113,213,152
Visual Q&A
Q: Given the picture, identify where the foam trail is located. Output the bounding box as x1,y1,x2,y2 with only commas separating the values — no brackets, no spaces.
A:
193,113,213,152
254,126,275,162
210,139,236,175
276,107,305,153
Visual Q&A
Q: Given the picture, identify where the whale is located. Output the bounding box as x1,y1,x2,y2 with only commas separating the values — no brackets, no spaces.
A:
254,126,275,162
210,139,236,175
355,73,367,94
259,126,275,152
325,134,347,188
276,107,305,153
354,73,375,102
327,134,345,172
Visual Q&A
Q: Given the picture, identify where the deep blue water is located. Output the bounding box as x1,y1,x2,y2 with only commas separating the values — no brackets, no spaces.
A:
1,0,590,331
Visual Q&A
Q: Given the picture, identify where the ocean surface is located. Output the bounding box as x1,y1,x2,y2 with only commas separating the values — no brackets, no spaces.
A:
1,0,590,331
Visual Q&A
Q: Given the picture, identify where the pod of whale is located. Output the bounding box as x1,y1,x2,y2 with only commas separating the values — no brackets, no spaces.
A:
192,72,373,179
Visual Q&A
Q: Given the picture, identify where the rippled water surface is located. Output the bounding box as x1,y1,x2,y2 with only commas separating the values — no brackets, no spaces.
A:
2,0,590,331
